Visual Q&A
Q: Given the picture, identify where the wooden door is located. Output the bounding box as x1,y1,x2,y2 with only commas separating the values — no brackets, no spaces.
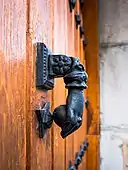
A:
0,0,99,169
0,0,27,169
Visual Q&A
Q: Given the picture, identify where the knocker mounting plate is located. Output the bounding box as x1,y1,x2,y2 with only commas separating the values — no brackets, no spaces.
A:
36,43,54,90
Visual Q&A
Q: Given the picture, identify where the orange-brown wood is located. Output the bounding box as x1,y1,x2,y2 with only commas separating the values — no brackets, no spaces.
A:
83,0,100,169
0,0,27,169
79,37,88,170
80,4,88,169
26,0,54,169
52,0,67,169
83,0,100,136
72,1,87,170
65,0,74,169
87,135,99,170
0,0,99,169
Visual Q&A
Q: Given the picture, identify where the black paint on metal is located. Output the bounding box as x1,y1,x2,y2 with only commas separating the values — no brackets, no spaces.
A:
80,26,84,38
69,0,76,12
36,42,54,90
36,43,88,139
35,103,53,138
75,13,81,29
68,140,89,170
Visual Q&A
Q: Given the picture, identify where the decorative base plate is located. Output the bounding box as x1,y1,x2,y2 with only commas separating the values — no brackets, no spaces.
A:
36,43,54,90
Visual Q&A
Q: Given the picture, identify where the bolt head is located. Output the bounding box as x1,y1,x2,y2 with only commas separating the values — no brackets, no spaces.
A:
75,13,81,28
80,26,84,38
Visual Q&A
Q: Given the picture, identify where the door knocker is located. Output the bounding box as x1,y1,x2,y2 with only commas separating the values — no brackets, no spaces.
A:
35,43,88,139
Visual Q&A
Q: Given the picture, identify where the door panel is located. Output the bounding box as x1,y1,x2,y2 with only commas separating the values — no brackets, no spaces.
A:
27,0,53,169
65,0,75,169
73,1,87,170
0,0,96,169
28,0,88,169
83,0,100,169
0,0,27,169
53,0,66,169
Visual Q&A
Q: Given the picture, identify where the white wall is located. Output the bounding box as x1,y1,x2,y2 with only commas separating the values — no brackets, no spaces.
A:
99,0,128,170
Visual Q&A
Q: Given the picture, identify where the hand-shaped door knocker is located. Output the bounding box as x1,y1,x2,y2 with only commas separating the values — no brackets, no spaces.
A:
35,43,88,139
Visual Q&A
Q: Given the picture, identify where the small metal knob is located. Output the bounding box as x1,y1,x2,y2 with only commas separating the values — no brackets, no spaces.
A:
75,13,81,28
69,0,76,12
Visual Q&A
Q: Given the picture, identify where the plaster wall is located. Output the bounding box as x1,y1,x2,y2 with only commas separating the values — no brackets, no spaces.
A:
99,0,128,169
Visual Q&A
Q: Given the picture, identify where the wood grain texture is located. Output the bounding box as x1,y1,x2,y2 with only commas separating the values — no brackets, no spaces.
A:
83,0,100,169
73,1,87,170
65,0,74,169
0,0,99,169
52,0,67,169
87,135,99,170
80,35,88,170
0,0,27,169
83,0,100,136
27,0,54,169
